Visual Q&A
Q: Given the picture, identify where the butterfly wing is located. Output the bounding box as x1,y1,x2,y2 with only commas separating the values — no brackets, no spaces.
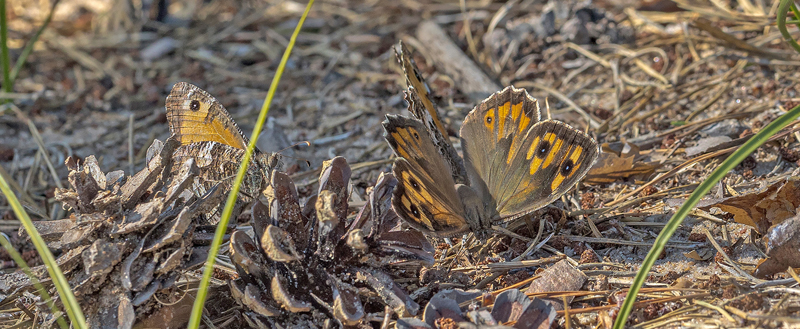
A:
395,42,468,185
166,82,251,150
461,87,598,220
459,87,541,204
383,114,470,237
165,83,277,217
171,141,267,223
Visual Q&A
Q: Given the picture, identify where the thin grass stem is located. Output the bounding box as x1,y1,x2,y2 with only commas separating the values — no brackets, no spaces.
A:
185,1,316,327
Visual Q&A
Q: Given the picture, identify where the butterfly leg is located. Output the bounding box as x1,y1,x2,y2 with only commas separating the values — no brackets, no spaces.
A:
443,233,475,271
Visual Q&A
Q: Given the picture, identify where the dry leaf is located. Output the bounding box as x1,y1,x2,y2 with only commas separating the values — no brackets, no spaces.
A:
754,214,800,278
700,178,800,234
683,249,713,261
585,141,657,184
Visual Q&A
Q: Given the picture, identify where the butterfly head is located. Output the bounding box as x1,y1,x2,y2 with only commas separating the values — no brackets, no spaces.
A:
254,152,281,181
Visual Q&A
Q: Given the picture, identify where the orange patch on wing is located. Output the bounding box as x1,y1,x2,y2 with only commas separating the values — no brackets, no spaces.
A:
514,103,530,133
497,102,510,135
541,135,561,169
529,153,544,176
565,145,585,177
569,146,583,164
399,171,436,229
484,109,496,140
511,102,522,121
173,114,247,149
390,131,410,158
526,135,542,160
505,102,528,164
550,171,566,192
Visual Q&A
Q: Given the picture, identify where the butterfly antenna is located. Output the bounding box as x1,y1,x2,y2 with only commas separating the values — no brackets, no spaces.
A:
545,97,552,120
275,141,312,168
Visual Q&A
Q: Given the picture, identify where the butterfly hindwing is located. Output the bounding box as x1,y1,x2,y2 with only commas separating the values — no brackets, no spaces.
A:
383,114,470,236
171,141,268,198
476,119,598,220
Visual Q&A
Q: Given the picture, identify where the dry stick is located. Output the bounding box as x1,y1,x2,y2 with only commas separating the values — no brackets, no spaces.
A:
682,22,700,62
671,45,685,85
656,105,766,138
692,17,788,60
549,293,711,316
599,86,654,134
605,125,800,207
684,81,731,121
631,58,671,85
685,60,746,121
10,105,63,191
128,114,134,174
619,83,706,128
564,42,611,68
693,300,737,323
458,0,479,68
415,20,501,102
514,81,600,129
703,228,762,283
613,87,655,132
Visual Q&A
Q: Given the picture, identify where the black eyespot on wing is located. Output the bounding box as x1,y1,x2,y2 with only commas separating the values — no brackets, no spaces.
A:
561,159,574,176
409,203,420,218
412,131,420,140
190,100,201,111
409,177,421,191
486,116,492,124
536,141,550,159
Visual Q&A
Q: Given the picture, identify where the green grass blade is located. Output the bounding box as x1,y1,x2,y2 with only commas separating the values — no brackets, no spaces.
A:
612,104,800,328
185,1,316,328
789,4,800,33
777,0,800,54
0,172,87,328
1,0,11,95
0,234,68,329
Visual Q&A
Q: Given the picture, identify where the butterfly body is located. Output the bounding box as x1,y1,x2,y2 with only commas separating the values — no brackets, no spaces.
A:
383,85,599,238
166,82,279,205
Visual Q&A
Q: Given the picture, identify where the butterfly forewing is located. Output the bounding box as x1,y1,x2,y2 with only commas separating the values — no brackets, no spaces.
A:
392,159,470,236
383,115,470,236
395,42,468,185
460,87,542,204
166,82,251,149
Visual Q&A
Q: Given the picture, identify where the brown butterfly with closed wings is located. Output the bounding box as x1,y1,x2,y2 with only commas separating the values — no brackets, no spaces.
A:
383,44,599,237
166,82,280,211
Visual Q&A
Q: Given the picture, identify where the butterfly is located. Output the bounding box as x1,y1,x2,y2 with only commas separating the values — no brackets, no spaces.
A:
383,44,599,237
165,82,279,208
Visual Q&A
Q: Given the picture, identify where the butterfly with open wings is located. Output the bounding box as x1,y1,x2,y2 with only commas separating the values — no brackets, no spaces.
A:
384,44,599,237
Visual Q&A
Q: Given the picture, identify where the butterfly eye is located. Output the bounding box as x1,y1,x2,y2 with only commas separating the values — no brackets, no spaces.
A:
561,159,574,176
190,100,201,111
536,141,550,159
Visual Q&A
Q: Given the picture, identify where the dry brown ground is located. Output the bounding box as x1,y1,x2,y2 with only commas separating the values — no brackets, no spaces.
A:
2,0,800,327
